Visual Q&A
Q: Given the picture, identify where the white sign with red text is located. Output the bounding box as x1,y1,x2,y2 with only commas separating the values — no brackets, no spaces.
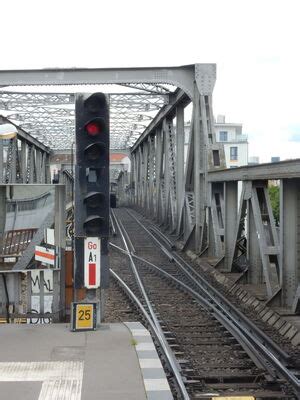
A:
84,237,101,288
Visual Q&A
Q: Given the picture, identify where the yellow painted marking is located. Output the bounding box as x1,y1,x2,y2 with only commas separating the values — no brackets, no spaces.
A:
75,304,94,330
0,318,27,324
213,397,255,400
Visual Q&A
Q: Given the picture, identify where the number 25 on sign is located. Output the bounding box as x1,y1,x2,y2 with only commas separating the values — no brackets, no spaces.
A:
72,303,96,331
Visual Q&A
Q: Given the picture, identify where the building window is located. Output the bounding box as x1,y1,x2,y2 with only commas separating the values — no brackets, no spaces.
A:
212,150,220,166
219,131,228,141
230,146,238,160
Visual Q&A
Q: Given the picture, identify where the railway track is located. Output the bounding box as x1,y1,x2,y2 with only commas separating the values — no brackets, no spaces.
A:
107,207,300,399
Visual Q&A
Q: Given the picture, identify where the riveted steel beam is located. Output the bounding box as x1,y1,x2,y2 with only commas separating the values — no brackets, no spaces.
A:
208,159,300,182
0,64,216,99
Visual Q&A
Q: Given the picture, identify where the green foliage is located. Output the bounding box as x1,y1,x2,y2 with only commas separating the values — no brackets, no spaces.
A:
268,185,280,225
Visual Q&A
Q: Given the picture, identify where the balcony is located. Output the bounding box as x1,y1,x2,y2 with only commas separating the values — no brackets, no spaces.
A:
218,134,248,143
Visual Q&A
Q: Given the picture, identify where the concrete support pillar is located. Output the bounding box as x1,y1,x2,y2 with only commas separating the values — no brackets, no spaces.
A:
224,181,238,271
280,178,300,308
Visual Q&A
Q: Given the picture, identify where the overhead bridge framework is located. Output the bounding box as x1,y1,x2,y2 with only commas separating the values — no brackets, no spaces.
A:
0,63,225,254
0,64,299,313
0,115,50,184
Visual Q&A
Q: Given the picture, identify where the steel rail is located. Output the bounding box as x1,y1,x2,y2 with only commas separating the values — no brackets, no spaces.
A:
131,254,277,373
109,217,300,396
125,208,290,363
123,209,300,397
111,208,175,343
110,209,190,400
109,243,270,371
109,213,117,237
131,254,300,391
149,226,176,249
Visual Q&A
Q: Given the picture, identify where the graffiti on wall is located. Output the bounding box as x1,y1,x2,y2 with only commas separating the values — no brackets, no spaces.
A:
29,270,53,323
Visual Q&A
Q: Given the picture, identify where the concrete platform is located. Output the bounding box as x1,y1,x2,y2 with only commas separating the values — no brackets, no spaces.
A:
0,322,173,400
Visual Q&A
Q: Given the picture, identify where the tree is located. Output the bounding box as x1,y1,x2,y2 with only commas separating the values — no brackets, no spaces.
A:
268,185,280,225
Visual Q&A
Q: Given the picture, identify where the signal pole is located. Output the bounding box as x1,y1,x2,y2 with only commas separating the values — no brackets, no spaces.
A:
72,93,109,330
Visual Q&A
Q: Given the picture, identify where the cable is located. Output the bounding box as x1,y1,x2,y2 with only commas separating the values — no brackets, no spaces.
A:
1,273,10,323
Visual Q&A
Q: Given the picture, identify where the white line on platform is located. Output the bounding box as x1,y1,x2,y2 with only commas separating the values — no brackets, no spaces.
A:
131,329,151,336
144,378,171,391
136,342,156,351
0,361,83,400
139,359,163,369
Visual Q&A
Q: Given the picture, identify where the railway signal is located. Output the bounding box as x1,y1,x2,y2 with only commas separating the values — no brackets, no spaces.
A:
74,92,109,290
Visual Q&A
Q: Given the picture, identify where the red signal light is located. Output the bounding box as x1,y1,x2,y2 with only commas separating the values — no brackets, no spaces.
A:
86,121,102,136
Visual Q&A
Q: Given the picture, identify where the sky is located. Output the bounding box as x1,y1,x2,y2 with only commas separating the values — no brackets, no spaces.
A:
0,0,300,162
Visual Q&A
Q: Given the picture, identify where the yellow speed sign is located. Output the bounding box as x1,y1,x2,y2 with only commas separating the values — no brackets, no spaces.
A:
72,303,96,331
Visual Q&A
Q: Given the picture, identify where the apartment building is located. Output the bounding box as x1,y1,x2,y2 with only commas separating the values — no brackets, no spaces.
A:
215,115,248,167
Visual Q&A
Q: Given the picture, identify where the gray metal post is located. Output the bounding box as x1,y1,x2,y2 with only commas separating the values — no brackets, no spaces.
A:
163,119,170,225
40,270,45,316
36,150,42,183
45,153,51,183
247,199,263,285
0,186,6,255
193,89,202,252
148,136,155,216
224,181,238,271
21,141,27,183
155,128,163,223
40,152,46,183
0,140,3,183
54,185,66,321
176,106,185,222
280,178,300,308
10,138,17,183
28,147,34,183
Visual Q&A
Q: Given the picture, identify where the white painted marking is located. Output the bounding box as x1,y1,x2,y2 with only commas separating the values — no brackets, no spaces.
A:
39,379,82,400
139,359,163,369
136,342,156,351
144,378,171,391
0,361,83,400
131,329,151,337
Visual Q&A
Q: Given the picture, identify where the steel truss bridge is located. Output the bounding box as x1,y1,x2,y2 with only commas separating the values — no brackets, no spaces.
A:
0,64,299,316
